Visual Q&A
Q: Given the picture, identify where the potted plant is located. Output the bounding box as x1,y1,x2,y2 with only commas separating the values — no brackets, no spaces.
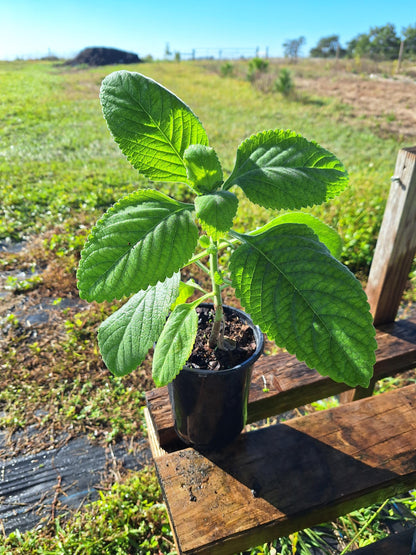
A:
77,70,377,450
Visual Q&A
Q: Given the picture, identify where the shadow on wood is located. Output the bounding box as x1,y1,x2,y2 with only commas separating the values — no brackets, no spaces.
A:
153,385,416,554
146,316,416,451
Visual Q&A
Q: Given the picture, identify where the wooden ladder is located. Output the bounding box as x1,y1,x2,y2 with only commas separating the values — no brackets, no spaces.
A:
145,147,416,555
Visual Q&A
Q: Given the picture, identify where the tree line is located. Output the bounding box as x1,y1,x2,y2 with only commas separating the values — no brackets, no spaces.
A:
284,23,416,61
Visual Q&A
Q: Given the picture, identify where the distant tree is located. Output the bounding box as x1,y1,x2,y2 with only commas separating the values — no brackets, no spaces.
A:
369,24,401,59
283,37,306,61
310,35,346,58
347,24,400,60
402,24,416,58
347,32,372,58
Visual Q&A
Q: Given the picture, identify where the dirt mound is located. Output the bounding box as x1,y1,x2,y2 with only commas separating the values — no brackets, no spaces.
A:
67,47,142,66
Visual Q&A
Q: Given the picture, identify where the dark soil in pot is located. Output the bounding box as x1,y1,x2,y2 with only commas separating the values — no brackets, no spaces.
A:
168,304,264,450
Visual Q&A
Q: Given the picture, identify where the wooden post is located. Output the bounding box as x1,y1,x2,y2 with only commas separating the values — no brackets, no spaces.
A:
366,147,416,326
341,147,416,403
397,40,404,73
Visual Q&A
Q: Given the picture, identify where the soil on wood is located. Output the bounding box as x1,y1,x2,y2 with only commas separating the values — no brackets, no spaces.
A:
187,305,257,371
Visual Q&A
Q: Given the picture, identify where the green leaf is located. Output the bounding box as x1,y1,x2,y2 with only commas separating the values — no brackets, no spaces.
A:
98,273,180,376
77,189,198,302
183,144,223,193
224,129,348,210
230,224,376,387
100,71,209,182
251,213,343,258
195,191,238,240
171,281,196,309
152,304,198,386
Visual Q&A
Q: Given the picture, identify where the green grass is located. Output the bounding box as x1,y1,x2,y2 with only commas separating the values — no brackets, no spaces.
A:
0,467,175,554
1,468,414,554
0,61,142,239
1,59,415,554
0,59,407,272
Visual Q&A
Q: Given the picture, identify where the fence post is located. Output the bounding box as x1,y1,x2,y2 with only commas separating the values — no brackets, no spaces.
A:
397,40,404,73
341,147,416,403
366,147,416,326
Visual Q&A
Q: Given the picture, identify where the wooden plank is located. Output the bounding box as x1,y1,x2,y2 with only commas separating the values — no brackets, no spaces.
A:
146,316,416,449
143,407,181,554
154,384,416,555
349,527,415,555
366,146,416,326
144,407,167,458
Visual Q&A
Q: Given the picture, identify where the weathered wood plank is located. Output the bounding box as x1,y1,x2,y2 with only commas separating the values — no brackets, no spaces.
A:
146,317,416,449
144,407,167,458
154,384,416,555
349,527,415,555
366,147,416,326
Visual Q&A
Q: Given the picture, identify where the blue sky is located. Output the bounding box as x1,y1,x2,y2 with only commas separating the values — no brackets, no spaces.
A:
0,0,414,61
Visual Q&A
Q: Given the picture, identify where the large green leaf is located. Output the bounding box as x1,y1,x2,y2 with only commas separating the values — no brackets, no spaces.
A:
230,224,376,387
224,129,348,210
195,191,238,240
98,274,180,376
152,303,198,387
77,189,198,302
100,71,209,182
251,213,343,258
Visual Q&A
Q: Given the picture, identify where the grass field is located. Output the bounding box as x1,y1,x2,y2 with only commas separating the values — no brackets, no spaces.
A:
1,58,416,554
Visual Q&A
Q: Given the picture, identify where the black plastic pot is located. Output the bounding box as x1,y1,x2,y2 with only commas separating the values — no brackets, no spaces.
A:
168,304,264,450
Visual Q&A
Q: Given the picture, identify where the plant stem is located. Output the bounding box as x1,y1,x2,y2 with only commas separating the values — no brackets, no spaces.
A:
194,260,210,275
208,241,224,349
339,499,389,554
186,250,209,267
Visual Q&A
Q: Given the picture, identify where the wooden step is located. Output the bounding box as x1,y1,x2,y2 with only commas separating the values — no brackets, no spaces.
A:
148,384,416,555
146,316,416,449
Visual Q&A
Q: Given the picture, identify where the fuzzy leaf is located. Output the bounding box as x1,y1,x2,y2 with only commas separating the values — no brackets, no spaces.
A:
77,189,198,302
100,71,209,182
171,281,196,309
183,144,223,193
98,273,180,376
251,213,343,258
224,129,348,210
195,191,238,240
230,224,376,387
152,304,198,386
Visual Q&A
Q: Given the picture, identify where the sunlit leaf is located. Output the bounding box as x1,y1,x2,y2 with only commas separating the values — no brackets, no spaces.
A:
77,189,198,301
195,191,238,240
230,224,376,387
98,274,180,376
224,129,348,209
251,212,343,258
100,71,209,182
183,144,223,193
152,304,198,386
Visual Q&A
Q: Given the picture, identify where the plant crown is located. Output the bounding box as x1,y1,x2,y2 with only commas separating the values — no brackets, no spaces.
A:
77,71,377,388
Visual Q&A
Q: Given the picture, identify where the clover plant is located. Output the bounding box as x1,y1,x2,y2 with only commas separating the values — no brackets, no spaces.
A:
77,71,377,389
